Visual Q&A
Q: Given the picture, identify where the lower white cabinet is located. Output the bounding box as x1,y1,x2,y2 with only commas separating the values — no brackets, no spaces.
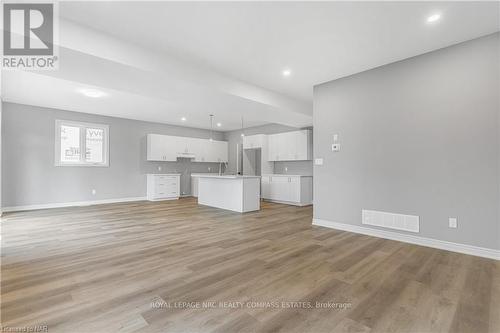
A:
147,174,180,201
261,175,312,206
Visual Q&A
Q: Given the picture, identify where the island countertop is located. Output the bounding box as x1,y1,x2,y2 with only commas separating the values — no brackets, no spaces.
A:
196,175,261,179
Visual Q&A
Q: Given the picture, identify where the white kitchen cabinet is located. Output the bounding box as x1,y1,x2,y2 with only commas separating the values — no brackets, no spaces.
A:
147,174,180,201
293,130,311,160
268,132,291,161
177,137,197,159
193,139,207,162
267,133,280,161
261,175,312,206
146,134,228,163
147,134,178,161
196,140,228,162
268,129,312,161
243,134,266,149
288,176,301,203
269,175,291,201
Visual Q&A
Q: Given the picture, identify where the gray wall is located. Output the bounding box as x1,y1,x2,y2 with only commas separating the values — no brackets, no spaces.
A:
1,102,224,208
313,33,500,250
223,124,313,175
0,100,2,214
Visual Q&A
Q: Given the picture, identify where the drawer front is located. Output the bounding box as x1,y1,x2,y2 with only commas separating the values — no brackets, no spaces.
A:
154,176,179,198
154,186,179,198
156,182,178,191
155,180,178,187
156,182,177,190
155,175,178,181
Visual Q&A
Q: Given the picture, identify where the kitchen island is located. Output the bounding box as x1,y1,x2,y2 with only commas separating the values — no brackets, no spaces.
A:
197,175,261,213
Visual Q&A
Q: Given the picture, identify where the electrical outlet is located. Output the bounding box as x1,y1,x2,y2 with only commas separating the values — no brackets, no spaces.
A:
285,167,288,172
208,167,211,172
314,158,324,165
449,217,458,228
91,189,96,195
333,134,339,142
158,166,162,171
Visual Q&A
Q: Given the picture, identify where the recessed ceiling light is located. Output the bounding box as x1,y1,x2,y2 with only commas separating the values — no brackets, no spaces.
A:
79,88,106,98
181,117,187,121
216,122,222,127
282,69,291,77
427,13,441,23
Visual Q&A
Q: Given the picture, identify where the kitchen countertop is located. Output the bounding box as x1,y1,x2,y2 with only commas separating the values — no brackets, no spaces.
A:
197,175,261,179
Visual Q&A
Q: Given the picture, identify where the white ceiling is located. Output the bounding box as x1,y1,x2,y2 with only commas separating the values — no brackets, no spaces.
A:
1,1,499,131
61,1,500,102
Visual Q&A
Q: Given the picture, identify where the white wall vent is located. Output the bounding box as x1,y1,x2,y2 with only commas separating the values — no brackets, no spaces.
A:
362,209,419,233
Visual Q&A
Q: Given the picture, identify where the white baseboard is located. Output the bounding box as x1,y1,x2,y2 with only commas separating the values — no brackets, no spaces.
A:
312,218,500,261
2,196,147,213
263,199,312,207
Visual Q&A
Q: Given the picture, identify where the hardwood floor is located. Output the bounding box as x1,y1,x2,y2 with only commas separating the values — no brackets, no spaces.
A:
1,198,499,333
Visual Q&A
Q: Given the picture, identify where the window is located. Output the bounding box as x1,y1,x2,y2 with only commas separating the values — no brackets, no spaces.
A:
55,120,109,166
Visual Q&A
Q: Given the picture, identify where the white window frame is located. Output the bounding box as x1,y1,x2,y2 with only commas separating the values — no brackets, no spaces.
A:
55,119,109,167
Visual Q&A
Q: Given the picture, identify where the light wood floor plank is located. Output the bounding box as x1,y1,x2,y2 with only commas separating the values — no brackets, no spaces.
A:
1,197,498,332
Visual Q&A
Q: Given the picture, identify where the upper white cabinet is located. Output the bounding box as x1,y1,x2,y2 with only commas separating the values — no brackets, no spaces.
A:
268,129,312,161
195,139,228,163
177,137,198,158
146,134,228,162
243,134,266,149
147,134,178,161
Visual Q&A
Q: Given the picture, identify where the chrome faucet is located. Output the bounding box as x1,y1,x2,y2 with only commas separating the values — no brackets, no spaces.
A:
219,162,228,175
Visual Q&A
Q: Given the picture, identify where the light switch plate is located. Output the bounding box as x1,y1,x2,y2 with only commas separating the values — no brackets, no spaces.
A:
315,158,324,165
449,217,458,228
332,143,341,152
333,134,339,142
